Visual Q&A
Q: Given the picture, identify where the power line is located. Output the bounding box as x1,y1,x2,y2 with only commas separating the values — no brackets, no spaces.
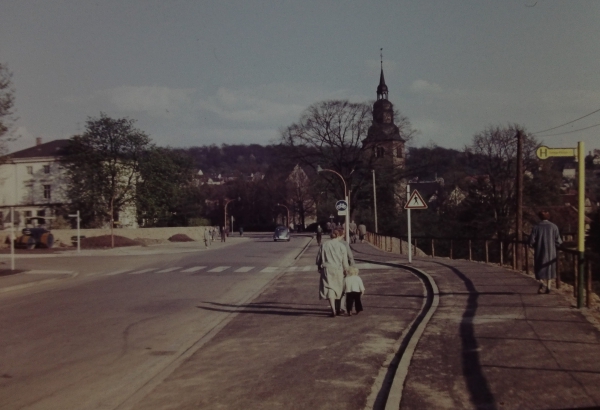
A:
537,122,600,137
534,106,600,134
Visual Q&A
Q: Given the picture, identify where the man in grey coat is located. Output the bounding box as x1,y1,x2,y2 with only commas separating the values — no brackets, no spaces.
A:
529,210,563,294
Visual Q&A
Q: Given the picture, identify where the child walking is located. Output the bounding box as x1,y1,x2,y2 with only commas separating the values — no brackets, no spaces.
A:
344,266,365,316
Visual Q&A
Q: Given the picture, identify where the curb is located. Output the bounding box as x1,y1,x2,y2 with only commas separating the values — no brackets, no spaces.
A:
357,259,439,410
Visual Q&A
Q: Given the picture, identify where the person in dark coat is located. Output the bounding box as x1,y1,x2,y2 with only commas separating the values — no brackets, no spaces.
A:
529,210,563,294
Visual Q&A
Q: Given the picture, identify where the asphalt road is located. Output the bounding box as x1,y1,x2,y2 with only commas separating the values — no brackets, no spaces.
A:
0,234,307,410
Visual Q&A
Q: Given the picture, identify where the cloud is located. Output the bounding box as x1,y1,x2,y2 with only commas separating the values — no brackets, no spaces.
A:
410,79,443,94
100,85,196,118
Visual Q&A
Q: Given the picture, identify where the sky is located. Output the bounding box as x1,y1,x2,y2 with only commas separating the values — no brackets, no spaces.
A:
1,0,600,154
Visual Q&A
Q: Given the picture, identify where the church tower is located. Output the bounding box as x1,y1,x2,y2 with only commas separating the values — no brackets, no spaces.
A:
362,53,406,169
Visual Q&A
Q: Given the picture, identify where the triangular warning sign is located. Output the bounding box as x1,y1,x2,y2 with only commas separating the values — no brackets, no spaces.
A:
405,189,428,209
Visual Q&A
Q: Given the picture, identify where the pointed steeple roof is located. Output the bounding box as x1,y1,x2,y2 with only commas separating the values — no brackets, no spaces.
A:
376,49,388,100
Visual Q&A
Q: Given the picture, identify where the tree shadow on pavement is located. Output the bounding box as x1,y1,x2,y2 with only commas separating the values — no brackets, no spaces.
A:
433,261,498,410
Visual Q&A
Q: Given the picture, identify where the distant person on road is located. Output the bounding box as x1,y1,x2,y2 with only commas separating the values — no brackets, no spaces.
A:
316,224,323,246
210,227,216,241
203,228,211,249
529,210,563,294
349,220,358,244
316,228,350,317
239,226,244,236
358,223,367,243
221,226,227,243
343,266,365,315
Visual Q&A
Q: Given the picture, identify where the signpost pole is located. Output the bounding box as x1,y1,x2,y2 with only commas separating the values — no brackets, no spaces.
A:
346,192,350,243
407,185,412,264
577,141,585,308
10,207,15,271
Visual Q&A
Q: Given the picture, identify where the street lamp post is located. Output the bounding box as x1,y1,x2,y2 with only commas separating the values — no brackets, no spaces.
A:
224,197,240,234
317,165,350,243
372,169,378,233
276,203,290,228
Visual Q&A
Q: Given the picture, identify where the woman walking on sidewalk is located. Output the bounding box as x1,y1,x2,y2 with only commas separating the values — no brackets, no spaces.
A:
316,228,349,317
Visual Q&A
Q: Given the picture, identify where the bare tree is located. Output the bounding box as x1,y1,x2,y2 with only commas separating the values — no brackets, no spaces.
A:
280,100,374,211
463,124,540,239
0,63,17,156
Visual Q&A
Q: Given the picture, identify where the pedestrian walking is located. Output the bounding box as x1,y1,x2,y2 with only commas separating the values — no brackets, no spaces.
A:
316,228,350,317
210,227,216,241
203,228,211,249
349,220,358,244
239,226,244,236
529,210,563,294
316,224,323,246
221,226,227,242
358,223,367,243
343,266,365,315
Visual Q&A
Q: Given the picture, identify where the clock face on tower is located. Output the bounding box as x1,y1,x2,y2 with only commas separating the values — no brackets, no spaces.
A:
383,112,392,124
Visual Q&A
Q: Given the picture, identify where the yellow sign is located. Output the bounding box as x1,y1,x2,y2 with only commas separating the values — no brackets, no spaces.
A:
536,146,577,160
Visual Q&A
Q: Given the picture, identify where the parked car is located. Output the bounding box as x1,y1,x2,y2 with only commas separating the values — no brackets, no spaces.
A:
273,226,291,242
15,227,54,249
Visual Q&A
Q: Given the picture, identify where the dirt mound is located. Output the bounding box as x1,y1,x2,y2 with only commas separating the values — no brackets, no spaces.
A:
80,235,142,248
168,234,195,242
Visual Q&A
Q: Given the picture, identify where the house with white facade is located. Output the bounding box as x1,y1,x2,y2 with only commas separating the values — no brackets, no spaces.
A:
0,138,70,229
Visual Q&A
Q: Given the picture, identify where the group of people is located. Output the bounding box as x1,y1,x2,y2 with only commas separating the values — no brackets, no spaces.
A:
203,226,231,248
316,227,365,317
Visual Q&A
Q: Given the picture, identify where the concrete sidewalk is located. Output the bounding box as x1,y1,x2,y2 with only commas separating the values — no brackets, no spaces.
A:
351,243,600,410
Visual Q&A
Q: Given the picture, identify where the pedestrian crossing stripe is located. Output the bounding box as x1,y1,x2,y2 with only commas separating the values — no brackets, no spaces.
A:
130,268,156,274
234,267,254,272
208,266,231,272
181,266,206,273
156,267,181,273
260,267,278,273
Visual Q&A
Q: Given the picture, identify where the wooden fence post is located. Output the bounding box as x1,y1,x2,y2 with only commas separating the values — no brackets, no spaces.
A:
431,239,435,258
512,242,517,270
587,261,592,309
525,244,529,275
485,240,489,263
469,239,472,261
574,256,578,299
500,241,504,266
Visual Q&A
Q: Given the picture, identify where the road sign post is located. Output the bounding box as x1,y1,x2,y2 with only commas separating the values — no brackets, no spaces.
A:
537,142,586,308
68,211,81,253
404,187,428,263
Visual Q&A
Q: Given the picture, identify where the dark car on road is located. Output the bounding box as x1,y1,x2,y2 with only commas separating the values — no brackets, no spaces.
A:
273,226,290,242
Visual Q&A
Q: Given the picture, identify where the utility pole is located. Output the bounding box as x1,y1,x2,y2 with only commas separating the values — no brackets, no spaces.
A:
515,130,523,270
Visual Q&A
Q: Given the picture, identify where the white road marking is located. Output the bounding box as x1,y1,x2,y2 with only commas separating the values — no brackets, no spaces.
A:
156,267,181,273
208,266,230,272
301,266,313,271
181,266,207,273
129,268,157,274
260,267,279,273
234,266,254,272
286,266,300,272
106,269,131,276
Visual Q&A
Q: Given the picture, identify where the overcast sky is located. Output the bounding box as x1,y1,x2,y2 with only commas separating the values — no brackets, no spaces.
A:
1,1,599,153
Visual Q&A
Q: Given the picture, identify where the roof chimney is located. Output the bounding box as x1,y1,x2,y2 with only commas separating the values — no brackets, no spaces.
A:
36,137,42,146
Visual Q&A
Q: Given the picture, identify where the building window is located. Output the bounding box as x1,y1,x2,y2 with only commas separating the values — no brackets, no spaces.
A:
375,146,385,158
27,166,33,174
43,185,51,201
44,165,50,174
37,210,46,217
25,210,32,218
396,147,403,158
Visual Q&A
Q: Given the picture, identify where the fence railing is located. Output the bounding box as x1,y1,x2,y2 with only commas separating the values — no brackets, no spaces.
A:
366,232,597,309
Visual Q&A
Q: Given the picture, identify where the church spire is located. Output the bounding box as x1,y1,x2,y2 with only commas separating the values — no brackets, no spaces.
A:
376,48,388,100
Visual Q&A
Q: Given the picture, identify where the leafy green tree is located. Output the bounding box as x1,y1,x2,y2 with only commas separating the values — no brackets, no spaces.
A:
64,114,152,234
136,147,196,226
